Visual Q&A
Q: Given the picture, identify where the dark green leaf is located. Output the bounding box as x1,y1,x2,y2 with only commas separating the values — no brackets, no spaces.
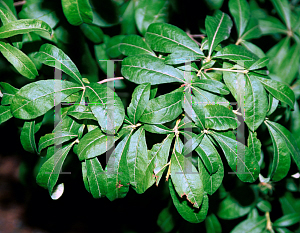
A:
229,0,250,38
247,131,261,162
248,57,269,70
192,79,230,95
205,214,222,233
271,0,291,30
191,86,230,107
165,50,204,65
11,80,82,120
121,54,185,85
259,16,287,35
231,215,267,233
67,104,97,121
20,120,37,153
257,200,272,212
61,0,93,26
182,132,204,156
0,82,18,105
143,124,173,134
80,23,103,44
106,35,125,58
81,161,90,193
273,213,300,227
119,35,155,57
157,205,175,233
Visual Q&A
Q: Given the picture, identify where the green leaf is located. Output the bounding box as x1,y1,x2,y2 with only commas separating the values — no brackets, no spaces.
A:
142,134,173,190
169,179,209,223
20,120,37,153
143,124,173,134
80,23,103,44
191,86,230,107
81,161,90,193
127,127,149,193
157,205,175,233
106,35,125,58
139,90,183,124
255,76,295,109
210,131,260,182
279,192,300,215
86,157,107,198
61,0,93,26
38,131,77,153
106,132,132,201
204,104,240,131
213,44,258,68
86,83,125,133
248,57,269,70
165,50,205,65
145,23,203,56
182,132,204,156
247,131,261,162
36,141,75,194
67,104,97,121
0,82,18,105
241,40,265,58
205,11,233,58
271,0,291,30
273,213,300,227
0,41,38,79
94,42,109,75
0,19,52,38
198,148,224,195
135,0,169,35
11,80,82,120
231,215,267,233
119,35,155,57
195,135,220,174
192,79,230,95
170,151,204,208
36,43,84,86
217,194,252,219
266,124,291,182
244,74,268,131
0,0,16,17
229,0,250,38
259,16,287,35
121,54,185,85
182,88,205,130
127,83,151,124
77,128,115,161
257,200,272,212
205,214,222,233
265,121,300,171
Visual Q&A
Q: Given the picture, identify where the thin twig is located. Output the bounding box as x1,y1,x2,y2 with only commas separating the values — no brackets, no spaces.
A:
13,1,26,6
190,34,205,39
98,77,124,84
186,30,202,46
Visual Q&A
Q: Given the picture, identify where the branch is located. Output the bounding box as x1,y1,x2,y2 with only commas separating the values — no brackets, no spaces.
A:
13,1,26,6
186,30,202,46
97,77,124,84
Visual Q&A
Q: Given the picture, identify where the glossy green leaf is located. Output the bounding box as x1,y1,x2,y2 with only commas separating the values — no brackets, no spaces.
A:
169,179,209,223
77,127,115,161
213,44,258,68
259,16,287,35
211,131,259,182
140,90,183,124
38,131,77,153
182,132,204,156
0,0,16,17
86,83,125,133
204,104,239,131
94,42,109,75
127,83,151,124
86,157,107,198
266,124,291,182
11,80,82,120
241,40,265,58
205,214,222,233
80,23,103,44
192,79,230,95
36,141,75,194
121,54,185,85
143,134,173,190
67,104,97,121
61,0,93,26
248,57,269,70
217,194,252,219
170,151,204,208
229,0,250,38
135,0,169,35
182,88,205,129
81,161,90,193
195,135,219,174
127,127,149,193
271,0,291,30
273,213,300,227
106,132,132,201
205,11,233,58
198,147,224,195
0,19,52,38
192,87,230,107
244,74,268,131
36,43,84,86
257,200,272,212
266,121,300,171
0,82,18,105
143,124,173,134
18,2,60,28
247,131,261,162
119,35,155,57
255,76,295,109
231,215,267,233
0,41,38,79
106,35,125,58
20,120,37,153
145,23,203,56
